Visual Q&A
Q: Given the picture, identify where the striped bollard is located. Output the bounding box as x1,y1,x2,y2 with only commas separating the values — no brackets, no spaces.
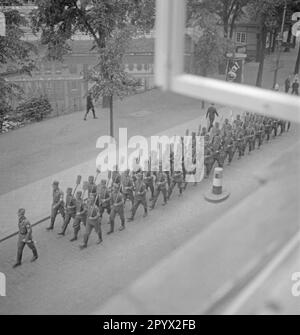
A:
204,167,230,203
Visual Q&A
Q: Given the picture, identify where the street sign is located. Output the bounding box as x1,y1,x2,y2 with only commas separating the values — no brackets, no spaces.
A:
0,12,5,37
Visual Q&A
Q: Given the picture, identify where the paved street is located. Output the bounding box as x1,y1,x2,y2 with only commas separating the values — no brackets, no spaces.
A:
0,42,299,315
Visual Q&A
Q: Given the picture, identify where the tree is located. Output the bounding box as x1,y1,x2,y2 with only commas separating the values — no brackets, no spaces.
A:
0,0,36,130
247,0,286,87
188,0,251,38
31,0,155,136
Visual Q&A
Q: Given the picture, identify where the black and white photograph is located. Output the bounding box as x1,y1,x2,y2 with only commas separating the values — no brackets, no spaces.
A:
0,0,299,319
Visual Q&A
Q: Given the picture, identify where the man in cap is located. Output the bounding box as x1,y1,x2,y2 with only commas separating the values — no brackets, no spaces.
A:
79,194,102,249
13,209,38,268
168,170,184,199
70,190,87,242
97,179,111,219
58,187,76,236
128,173,148,221
108,183,125,234
150,171,168,209
87,175,97,198
121,169,134,208
47,181,65,231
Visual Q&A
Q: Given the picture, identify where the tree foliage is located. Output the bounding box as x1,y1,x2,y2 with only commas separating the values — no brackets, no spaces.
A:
0,0,36,128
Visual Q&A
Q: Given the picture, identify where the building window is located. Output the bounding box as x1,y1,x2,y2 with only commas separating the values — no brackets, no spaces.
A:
137,64,143,71
128,64,134,71
236,32,247,44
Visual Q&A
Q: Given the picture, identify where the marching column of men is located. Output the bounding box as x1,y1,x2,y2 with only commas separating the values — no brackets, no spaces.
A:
13,110,292,266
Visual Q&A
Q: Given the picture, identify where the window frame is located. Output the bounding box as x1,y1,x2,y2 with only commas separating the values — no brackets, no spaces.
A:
154,0,300,123
236,31,247,44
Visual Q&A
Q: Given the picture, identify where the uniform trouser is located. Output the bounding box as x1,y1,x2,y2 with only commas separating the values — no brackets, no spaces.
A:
131,197,148,219
145,182,154,199
123,192,134,206
208,118,215,132
61,212,75,234
16,236,38,264
236,142,245,157
213,153,224,168
245,139,253,153
82,220,102,246
99,204,111,217
205,159,214,176
224,148,233,163
168,181,183,198
151,187,167,208
272,125,278,137
287,122,291,131
265,130,271,141
72,216,87,238
50,204,65,228
254,134,262,148
109,207,125,232
84,107,96,119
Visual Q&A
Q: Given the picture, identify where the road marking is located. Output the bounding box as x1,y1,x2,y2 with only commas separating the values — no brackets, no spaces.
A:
222,231,300,315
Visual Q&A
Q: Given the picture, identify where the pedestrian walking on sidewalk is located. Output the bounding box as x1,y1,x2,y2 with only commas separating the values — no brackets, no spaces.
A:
13,209,38,268
291,79,299,96
285,75,291,93
206,103,219,132
84,93,97,120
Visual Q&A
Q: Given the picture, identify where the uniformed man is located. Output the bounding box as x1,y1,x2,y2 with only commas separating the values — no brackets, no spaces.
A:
121,169,134,208
222,133,234,165
47,181,65,231
13,209,38,268
108,183,125,234
168,170,183,199
235,124,245,159
263,117,272,142
244,124,254,154
211,132,223,167
143,170,155,200
204,135,214,178
87,175,97,198
272,118,279,138
97,179,111,219
70,191,87,242
200,127,207,137
58,187,76,236
150,171,168,209
221,118,232,137
210,122,221,138
108,165,121,189
128,173,148,221
79,194,102,249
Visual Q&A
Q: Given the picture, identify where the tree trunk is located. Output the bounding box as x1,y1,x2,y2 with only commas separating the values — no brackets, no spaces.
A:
256,23,267,87
294,43,300,75
286,24,292,52
271,30,277,53
109,95,114,138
